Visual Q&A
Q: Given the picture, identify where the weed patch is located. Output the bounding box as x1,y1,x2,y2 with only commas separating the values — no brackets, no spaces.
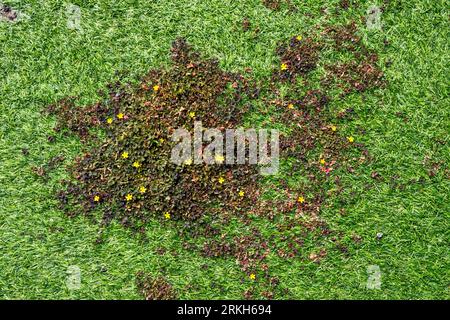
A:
45,16,385,298
48,38,259,232
136,272,178,300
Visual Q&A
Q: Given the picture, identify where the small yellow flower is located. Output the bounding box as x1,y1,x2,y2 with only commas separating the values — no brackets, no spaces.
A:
297,196,305,204
159,138,165,143
215,155,225,164
106,118,113,124
296,35,303,41
139,186,147,194
239,190,245,197
184,159,193,165
133,161,141,168
249,273,256,280
347,136,354,143
287,103,294,109
218,177,225,184
164,212,171,219
153,85,160,92
281,63,288,71
320,158,326,165
117,113,124,119
94,195,100,202
121,151,129,159
189,111,195,118
125,194,133,201
330,125,337,132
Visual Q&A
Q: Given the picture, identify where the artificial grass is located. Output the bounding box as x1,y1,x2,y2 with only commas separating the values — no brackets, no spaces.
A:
0,0,448,299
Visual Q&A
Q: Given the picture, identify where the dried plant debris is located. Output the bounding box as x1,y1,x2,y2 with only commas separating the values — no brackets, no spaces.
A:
326,56,384,95
338,0,358,11
31,155,65,180
322,22,385,96
242,17,251,32
46,18,385,299
258,19,384,279
275,35,322,82
274,22,385,94
136,272,178,300
262,0,297,12
0,4,18,22
262,0,282,10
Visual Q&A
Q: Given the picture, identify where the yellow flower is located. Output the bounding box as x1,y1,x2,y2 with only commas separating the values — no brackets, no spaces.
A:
281,63,288,71
331,125,337,132
139,186,147,194
347,136,354,143
184,159,193,165
117,113,124,119
153,85,160,92
94,195,100,202
218,177,225,184
121,151,129,159
133,161,141,168
159,138,165,143
106,118,113,124
125,194,133,201
297,196,305,204
320,158,326,165
189,111,195,118
249,273,256,280
287,103,294,109
296,35,303,41
164,212,171,219
239,190,245,197
215,155,224,164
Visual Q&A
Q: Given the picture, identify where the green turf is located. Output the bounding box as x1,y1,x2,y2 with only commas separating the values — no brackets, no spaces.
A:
0,0,448,299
